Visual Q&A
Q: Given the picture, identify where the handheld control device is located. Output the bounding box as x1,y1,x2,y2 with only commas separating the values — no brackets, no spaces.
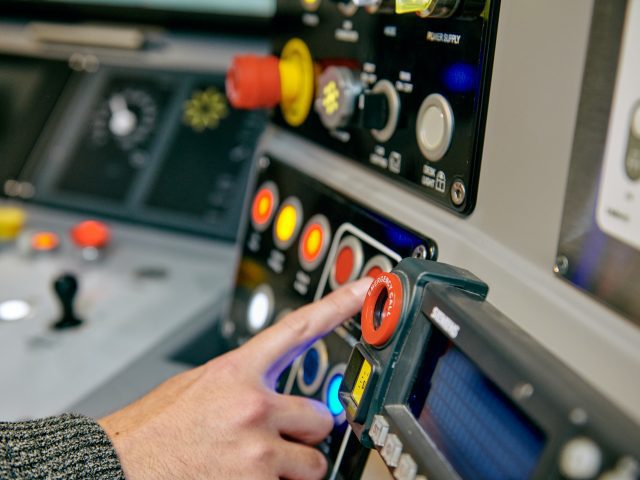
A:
341,259,640,480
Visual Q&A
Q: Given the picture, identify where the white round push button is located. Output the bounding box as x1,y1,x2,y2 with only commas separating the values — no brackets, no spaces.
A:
559,437,603,479
0,299,31,322
246,284,275,334
416,93,454,162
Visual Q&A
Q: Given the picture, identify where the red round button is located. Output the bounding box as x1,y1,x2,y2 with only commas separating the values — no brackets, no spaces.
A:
334,246,354,285
70,220,111,249
226,55,281,109
362,272,404,347
366,266,383,278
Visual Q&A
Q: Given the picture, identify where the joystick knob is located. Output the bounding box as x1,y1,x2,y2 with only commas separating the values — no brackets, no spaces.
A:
52,273,83,330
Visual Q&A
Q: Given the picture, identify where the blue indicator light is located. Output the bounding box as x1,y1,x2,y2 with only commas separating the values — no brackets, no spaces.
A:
444,63,477,93
327,374,344,416
302,348,320,385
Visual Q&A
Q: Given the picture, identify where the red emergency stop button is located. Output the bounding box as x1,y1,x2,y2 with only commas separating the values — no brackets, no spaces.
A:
362,272,404,347
298,214,331,271
70,220,111,249
226,55,281,109
329,236,364,290
251,182,279,232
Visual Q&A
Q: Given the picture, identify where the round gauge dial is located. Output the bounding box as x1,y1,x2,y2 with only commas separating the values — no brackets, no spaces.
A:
91,88,158,151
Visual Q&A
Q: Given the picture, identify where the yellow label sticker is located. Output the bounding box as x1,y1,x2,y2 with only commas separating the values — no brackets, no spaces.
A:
352,359,372,406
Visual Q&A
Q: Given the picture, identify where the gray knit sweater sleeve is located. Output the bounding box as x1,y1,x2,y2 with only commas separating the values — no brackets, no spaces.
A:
0,413,126,479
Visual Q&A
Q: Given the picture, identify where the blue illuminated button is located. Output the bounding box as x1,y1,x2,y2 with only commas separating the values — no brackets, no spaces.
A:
322,363,347,424
327,374,343,416
296,340,328,396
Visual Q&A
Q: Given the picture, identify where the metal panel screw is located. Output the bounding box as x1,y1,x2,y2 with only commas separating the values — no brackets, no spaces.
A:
554,255,569,275
450,180,466,206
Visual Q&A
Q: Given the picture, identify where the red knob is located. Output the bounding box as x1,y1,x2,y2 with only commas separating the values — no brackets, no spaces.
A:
70,220,111,249
226,55,281,109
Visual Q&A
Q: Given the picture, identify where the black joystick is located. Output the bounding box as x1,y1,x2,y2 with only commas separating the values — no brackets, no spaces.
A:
52,273,83,330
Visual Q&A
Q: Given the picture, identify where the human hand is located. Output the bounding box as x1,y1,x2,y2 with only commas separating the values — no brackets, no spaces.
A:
99,277,372,480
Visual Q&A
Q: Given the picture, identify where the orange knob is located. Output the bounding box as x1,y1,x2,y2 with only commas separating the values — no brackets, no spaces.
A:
226,55,281,109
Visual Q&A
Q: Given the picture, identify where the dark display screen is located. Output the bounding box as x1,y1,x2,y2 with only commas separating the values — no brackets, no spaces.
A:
412,336,545,479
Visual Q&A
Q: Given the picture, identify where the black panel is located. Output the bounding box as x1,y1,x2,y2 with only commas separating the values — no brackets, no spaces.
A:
21,65,266,240
221,158,438,479
270,1,500,215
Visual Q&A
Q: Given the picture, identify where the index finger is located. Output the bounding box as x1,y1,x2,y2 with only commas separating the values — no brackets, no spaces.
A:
240,277,372,379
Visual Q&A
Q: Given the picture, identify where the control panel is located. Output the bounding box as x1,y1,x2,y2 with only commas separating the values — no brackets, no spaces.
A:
340,259,640,480
221,157,437,478
227,0,500,215
0,205,235,420
3,55,266,240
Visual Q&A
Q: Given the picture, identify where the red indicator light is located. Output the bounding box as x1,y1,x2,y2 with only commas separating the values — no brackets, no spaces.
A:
31,232,60,252
70,220,111,249
250,182,279,232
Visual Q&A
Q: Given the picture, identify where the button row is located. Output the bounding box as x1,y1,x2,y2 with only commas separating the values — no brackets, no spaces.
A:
372,414,424,480
250,182,332,273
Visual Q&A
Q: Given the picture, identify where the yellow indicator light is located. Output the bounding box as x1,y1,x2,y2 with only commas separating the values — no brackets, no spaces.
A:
352,359,372,406
322,80,341,116
395,0,434,14
275,205,298,243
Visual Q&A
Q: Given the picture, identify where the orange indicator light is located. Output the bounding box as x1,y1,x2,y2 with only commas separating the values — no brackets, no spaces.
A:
252,189,274,226
31,232,60,252
298,214,331,271
251,182,279,232
302,225,323,261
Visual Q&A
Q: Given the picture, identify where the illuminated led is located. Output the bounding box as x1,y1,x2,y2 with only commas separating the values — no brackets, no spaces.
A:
299,214,331,271
273,197,303,250
322,364,347,424
31,232,60,252
251,182,279,232
246,284,274,333
0,300,31,322
276,206,297,240
327,374,344,416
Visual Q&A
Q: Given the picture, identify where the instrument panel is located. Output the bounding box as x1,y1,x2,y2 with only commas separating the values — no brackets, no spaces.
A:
228,0,500,215
4,58,266,239
221,157,437,478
